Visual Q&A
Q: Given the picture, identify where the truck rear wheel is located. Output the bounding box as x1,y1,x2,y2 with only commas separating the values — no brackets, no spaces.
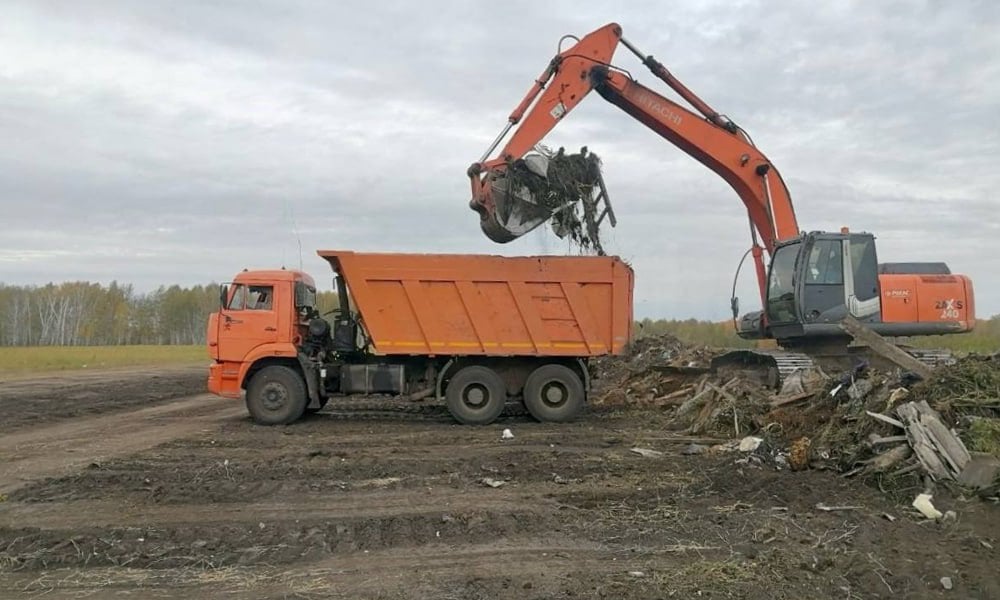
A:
246,365,307,425
523,364,585,422
445,366,507,425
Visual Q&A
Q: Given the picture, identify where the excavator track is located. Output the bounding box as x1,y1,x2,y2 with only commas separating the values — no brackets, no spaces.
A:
712,346,955,389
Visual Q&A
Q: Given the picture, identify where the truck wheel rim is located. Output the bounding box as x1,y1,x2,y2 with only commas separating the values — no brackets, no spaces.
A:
540,381,568,408
463,383,489,409
261,382,287,411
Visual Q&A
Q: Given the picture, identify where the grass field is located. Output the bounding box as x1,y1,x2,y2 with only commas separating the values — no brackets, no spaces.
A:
0,345,208,376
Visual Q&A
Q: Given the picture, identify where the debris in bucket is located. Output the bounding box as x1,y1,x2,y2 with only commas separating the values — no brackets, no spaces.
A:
504,146,609,255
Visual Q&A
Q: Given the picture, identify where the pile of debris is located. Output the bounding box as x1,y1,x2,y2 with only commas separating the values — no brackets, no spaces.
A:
590,333,719,409
592,331,1000,497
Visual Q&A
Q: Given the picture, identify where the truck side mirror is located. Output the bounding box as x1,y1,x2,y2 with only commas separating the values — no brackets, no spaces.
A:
219,284,229,308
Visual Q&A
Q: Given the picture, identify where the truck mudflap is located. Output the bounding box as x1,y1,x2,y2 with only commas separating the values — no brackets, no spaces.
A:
296,353,324,409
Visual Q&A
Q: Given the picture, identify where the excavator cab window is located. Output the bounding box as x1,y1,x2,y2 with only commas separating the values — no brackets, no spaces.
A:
848,234,879,302
766,243,800,324
804,240,843,285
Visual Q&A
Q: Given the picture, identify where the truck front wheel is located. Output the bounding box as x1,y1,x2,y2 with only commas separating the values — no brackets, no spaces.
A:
523,364,585,422
445,366,507,425
246,365,308,425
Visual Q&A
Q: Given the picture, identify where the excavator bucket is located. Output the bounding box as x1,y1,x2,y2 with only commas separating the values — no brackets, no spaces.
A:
477,151,617,250
480,172,555,243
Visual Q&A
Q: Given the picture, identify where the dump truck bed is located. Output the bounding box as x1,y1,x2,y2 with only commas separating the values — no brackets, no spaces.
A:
317,251,633,358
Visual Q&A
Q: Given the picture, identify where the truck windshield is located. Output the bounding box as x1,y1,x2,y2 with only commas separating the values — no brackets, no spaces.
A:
295,281,317,310
767,243,799,324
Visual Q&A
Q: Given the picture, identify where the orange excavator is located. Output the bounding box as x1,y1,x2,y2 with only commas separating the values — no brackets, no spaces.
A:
467,22,974,377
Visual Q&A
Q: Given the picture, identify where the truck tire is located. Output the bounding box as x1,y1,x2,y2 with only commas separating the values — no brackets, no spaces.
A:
246,365,308,425
523,364,585,422
445,366,507,425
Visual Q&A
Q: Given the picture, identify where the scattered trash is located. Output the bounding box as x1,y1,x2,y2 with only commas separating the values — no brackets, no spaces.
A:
941,576,953,590
943,510,957,521
367,477,403,488
501,428,514,440
788,436,811,471
681,443,708,456
630,447,664,458
815,503,863,512
738,436,763,452
628,571,646,578
882,513,897,522
912,493,944,520
847,379,874,401
481,478,506,488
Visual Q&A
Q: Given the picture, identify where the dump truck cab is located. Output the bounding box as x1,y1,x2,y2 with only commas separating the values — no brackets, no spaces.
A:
207,269,318,402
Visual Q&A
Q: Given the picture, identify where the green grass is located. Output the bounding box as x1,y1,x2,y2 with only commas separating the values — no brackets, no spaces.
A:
0,345,208,376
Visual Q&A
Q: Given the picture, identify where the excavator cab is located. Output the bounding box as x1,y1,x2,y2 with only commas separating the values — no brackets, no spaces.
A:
738,231,882,343
739,230,973,345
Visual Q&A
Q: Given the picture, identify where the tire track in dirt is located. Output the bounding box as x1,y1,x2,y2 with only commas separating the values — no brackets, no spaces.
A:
0,395,244,495
0,488,557,529
0,541,666,599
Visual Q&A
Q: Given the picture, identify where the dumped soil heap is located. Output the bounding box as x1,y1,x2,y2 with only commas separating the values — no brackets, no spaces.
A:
505,146,609,254
592,335,1000,498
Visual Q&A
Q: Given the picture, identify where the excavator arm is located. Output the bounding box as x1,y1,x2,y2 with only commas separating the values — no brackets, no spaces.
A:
468,22,800,311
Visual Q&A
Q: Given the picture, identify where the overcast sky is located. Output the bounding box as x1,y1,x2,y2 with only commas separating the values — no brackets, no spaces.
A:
2,1,998,319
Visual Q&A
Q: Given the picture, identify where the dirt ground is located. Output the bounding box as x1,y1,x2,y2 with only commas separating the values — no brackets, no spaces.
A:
1,369,998,599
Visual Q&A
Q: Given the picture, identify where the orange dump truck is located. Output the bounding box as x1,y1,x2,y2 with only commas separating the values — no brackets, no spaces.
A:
208,251,633,425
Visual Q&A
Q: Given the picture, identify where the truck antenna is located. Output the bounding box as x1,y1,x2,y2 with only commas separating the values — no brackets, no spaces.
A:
285,202,304,270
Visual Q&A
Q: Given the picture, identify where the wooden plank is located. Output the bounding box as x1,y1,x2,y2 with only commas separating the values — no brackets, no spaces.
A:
706,380,739,405
654,386,696,403
839,315,934,379
865,444,912,472
689,396,718,435
771,390,816,408
676,378,714,417
867,434,909,446
914,400,971,475
866,410,905,429
897,402,954,480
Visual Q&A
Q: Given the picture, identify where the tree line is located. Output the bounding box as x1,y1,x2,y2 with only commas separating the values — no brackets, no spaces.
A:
0,282,218,346
1,281,997,351
0,282,344,347
637,316,1000,353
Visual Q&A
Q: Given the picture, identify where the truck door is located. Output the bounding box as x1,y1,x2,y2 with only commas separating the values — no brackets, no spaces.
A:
217,283,280,362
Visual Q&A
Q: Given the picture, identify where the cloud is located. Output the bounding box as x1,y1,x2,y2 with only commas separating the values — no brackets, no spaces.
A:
1,0,997,319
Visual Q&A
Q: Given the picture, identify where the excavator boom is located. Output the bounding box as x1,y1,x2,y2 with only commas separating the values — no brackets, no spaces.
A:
468,22,974,353
468,22,798,311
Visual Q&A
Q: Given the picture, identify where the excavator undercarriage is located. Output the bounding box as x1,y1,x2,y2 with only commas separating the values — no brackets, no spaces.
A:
711,343,954,392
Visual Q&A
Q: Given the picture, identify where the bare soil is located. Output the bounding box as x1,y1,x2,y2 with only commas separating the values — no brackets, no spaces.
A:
0,369,998,599
0,365,207,432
